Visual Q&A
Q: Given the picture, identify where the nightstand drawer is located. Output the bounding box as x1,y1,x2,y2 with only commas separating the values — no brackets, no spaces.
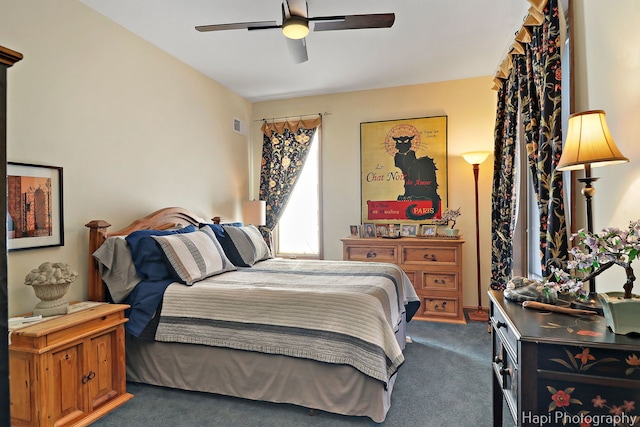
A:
491,305,518,361
401,245,459,266
422,272,458,291
493,339,518,421
422,296,460,318
344,245,397,262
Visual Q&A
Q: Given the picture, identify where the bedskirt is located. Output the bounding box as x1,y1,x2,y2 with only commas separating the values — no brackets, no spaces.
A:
125,314,407,423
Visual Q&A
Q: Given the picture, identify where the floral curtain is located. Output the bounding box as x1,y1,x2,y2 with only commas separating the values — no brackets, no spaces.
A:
520,0,568,278
258,117,322,239
490,0,568,289
490,68,520,290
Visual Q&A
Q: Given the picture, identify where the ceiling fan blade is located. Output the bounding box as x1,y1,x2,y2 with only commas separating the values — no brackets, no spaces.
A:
285,0,308,18
195,21,278,32
311,13,395,32
286,37,308,63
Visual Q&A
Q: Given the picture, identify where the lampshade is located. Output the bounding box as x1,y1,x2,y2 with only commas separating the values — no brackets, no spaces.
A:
282,16,309,39
557,110,629,171
461,151,491,165
242,200,266,225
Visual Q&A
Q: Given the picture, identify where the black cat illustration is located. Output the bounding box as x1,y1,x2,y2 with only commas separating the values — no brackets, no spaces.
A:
393,135,441,210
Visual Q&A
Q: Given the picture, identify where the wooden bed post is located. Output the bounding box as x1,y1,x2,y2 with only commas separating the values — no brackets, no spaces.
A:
85,220,111,302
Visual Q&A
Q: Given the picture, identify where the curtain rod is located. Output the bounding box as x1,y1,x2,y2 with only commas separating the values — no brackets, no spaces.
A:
253,111,331,122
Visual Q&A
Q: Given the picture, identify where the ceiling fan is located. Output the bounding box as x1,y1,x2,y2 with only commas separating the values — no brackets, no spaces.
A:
195,0,395,63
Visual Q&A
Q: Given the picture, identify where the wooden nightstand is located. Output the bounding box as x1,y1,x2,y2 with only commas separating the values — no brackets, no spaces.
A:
9,303,132,426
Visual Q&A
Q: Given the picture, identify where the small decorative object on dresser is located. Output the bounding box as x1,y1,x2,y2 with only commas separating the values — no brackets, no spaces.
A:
363,223,376,238
24,262,77,316
349,225,361,238
401,224,418,237
420,224,437,237
544,219,640,334
342,236,465,323
435,207,461,237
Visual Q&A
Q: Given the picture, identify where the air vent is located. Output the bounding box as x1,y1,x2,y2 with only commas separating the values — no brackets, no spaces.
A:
233,117,247,135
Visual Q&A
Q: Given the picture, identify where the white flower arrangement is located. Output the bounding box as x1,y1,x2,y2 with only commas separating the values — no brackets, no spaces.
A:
544,219,640,300
435,207,461,229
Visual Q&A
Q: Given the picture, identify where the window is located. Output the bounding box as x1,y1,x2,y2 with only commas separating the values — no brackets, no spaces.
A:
275,131,322,258
512,117,543,280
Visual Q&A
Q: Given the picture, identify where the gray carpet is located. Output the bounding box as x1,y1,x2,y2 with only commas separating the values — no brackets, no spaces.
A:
93,320,505,426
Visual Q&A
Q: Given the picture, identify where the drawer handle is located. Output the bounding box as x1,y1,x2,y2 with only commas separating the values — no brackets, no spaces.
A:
423,253,437,261
82,371,96,384
434,278,446,284
366,251,377,258
434,301,447,311
495,320,507,329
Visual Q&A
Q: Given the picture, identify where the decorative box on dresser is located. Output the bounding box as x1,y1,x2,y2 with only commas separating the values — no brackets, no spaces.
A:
489,290,640,427
9,303,132,427
341,237,465,323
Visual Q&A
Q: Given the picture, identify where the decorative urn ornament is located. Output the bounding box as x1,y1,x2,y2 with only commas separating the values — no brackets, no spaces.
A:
25,262,78,316
545,220,640,335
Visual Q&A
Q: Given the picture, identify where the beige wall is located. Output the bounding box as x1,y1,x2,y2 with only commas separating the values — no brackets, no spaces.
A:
253,77,497,309
1,0,252,315
572,0,640,293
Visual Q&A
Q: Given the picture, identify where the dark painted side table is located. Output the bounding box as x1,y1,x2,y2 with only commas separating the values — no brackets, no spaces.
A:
489,289,640,427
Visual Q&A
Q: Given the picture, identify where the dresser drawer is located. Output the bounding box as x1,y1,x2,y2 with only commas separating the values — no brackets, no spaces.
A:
422,272,458,291
344,245,397,262
401,245,459,266
491,305,518,364
421,296,460,319
493,338,518,421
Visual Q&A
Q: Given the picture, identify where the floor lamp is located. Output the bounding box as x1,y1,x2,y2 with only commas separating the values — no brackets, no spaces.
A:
462,151,491,322
556,110,628,301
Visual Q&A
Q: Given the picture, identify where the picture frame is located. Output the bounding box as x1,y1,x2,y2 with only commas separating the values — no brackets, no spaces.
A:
375,224,389,237
421,224,438,237
8,162,64,251
363,223,376,238
387,223,401,237
360,116,448,224
349,225,362,238
401,224,418,237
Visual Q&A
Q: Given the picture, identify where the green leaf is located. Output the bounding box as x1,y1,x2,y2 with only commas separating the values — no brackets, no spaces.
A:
547,386,558,394
550,358,575,370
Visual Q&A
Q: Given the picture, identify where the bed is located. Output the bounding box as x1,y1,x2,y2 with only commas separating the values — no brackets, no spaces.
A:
86,207,420,423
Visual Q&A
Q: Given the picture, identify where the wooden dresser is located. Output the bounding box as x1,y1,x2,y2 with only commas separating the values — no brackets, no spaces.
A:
489,290,640,427
341,237,465,323
9,303,132,426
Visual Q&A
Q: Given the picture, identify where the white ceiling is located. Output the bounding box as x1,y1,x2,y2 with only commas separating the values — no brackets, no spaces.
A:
80,0,530,102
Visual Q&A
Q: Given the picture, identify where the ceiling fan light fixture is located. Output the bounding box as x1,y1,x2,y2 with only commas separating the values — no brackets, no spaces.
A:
282,16,309,39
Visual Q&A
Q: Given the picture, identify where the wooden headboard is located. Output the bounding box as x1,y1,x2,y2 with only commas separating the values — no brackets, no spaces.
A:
85,207,211,302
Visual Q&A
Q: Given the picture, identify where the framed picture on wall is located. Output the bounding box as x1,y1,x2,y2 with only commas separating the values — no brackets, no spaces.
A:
7,162,64,251
360,116,448,224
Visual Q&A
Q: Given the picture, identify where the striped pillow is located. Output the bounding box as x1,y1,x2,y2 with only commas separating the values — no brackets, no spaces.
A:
222,225,272,267
152,226,236,285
